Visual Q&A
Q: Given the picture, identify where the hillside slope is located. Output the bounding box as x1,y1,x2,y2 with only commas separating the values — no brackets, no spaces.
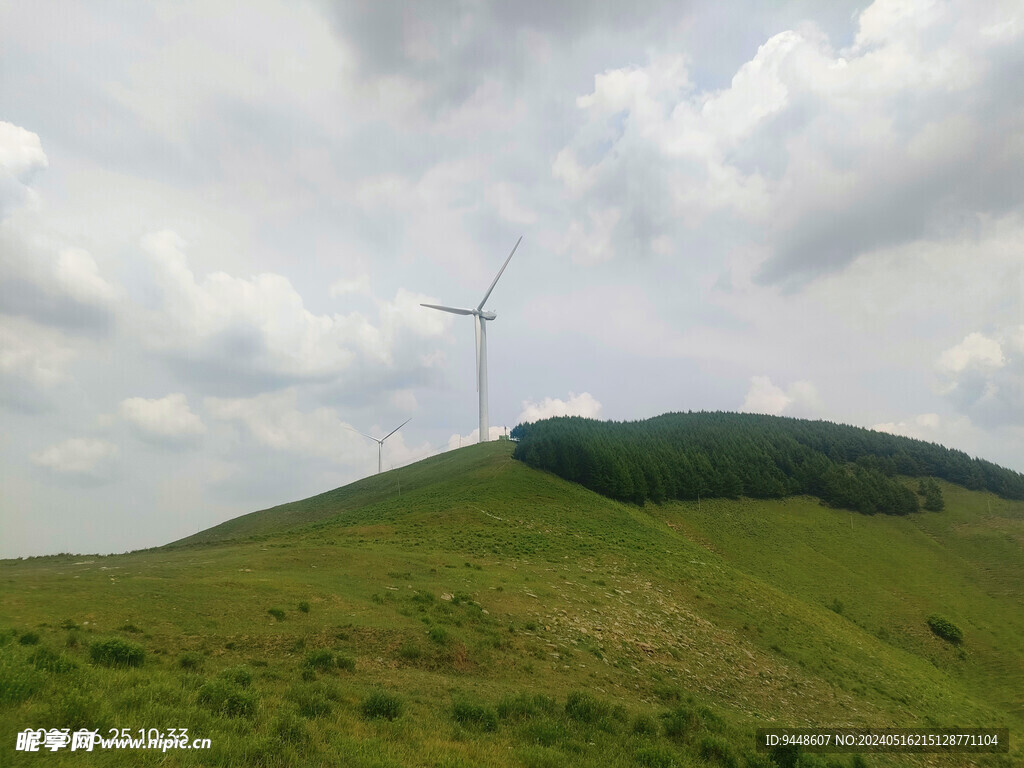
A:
2,441,1021,767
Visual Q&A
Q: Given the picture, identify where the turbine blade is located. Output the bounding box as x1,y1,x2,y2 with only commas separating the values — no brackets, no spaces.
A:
421,303,474,315
345,424,381,444
381,417,411,442
477,236,522,311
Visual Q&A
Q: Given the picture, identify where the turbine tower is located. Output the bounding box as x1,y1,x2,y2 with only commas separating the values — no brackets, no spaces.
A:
422,236,522,443
349,418,411,474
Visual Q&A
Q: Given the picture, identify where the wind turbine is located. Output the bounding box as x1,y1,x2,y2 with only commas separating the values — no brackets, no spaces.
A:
348,418,411,474
422,237,522,443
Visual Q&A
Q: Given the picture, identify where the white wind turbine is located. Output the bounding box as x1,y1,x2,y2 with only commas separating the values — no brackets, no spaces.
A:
422,236,522,443
348,418,411,474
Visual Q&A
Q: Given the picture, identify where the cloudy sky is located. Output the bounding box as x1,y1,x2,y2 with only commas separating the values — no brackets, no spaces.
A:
2,0,1023,557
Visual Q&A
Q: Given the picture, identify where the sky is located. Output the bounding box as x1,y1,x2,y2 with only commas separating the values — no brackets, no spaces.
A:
2,0,1023,558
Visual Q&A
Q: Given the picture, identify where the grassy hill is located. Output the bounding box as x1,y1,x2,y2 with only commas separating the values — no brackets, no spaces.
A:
2,440,1021,767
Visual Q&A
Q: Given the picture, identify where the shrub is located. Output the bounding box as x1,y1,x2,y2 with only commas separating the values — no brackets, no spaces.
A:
564,690,608,724
336,654,356,672
429,626,450,645
523,719,564,747
30,647,76,673
927,615,963,645
267,608,286,621
218,665,254,687
297,601,311,613
398,641,422,661
118,622,142,633
635,746,678,768
89,638,144,668
274,710,308,744
197,679,256,718
699,735,738,767
632,714,659,737
178,652,204,671
294,689,331,718
303,650,335,671
452,700,498,731
361,689,403,720
661,705,701,743
0,656,42,704
18,631,40,646
498,693,555,721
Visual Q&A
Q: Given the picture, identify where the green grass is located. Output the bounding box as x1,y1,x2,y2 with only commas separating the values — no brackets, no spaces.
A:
1,441,1021,767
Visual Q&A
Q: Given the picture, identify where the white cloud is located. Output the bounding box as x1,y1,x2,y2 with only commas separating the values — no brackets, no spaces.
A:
742,376,821,416
742,376,790,415
329,274,372,296
0,121,47,219
872,412,942,438
206,389,357,457
447,426,506,449
0,316,78,387
553,0,1024,283
937,332,1006,373
53,248,119,306
138,230,452,388
206,388,435,474
936,325,1024,426
517,391,603,423
30,438,117,477
120,393,206,442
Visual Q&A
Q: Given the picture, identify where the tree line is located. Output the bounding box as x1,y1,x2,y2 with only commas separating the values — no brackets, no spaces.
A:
510,412,1024,515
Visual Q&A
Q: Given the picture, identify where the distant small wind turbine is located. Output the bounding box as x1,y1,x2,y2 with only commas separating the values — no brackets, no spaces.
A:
348,418,411,474
422,236,522,443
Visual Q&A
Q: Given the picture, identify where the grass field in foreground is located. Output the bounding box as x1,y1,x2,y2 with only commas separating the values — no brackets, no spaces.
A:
2,441,1021,767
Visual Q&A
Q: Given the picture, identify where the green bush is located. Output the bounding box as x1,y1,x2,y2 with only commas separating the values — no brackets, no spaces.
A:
218,665,254,687
498,692,556,721
294,689,331,718
564,690,608,724
274,709,308,744
429,626,450,645
361,689,403,720
661,705,701,743
297,601,311,613
635,745,678,768
927,615,963,644
303,650,335,671
197,679,256,718
522,719,565,747
336,654,356,672
89,637,145,668
632,714,660,737
398,641,422,661
699,735,738,767
0,654,43,704
30,647,77,673
267,608,286,621
178,652,204,671
452,700,498,731
18,631,40,646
